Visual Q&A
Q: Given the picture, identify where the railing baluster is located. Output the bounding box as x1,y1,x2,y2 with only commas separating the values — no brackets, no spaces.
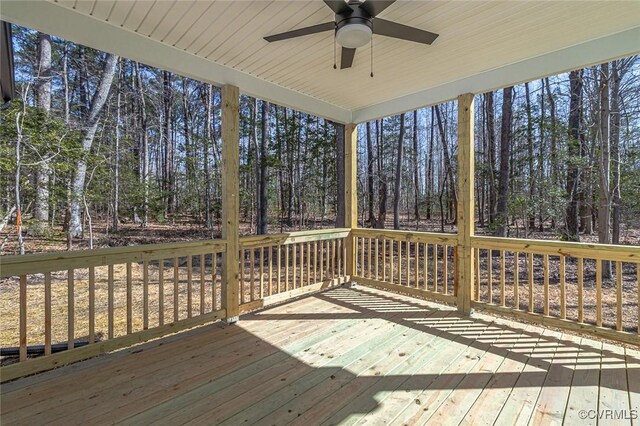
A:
560,255,566,320
578,257,584,323
313,241,317,284
528,253,534,313
200,254,206,315
187,256,193,317
388,240,393,283
360,237,365,277
332,239,337,279
306,242,311,286
259,247,265,296
500,251,505,307
173,258,179,322
19,275,27,362
277,244,282,294
596,259,602,327
382,237,391,282
211,253,217,310
474,247,480,300
432,244,438,292
250,248,255,300
44,272,52,355
68,269,75,349
423,243,428,290
89,266,95,343
398,240,403,286
374,238,379,281
637,263,640,335
487,249,493,303
543,254,549,316
295,242,300,287
443,245,448,295
367,237,372,278
126,263,132,334
513,252,519,310
159,259,164,326
143,261,149,328
414,242,419,288
268,246,274,296
285,244,290,291
108,264,114,339
616,261,622,331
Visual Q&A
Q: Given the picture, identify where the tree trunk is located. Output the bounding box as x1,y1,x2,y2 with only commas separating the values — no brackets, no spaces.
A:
32,32,52,236
393,114,406,230
69,54,118,238
426,108,434,220
162,70,173,219
495,86,514,237
434,105,457,224
611,60,624,245
412,109,420,225
366,121,375,227
258,100,269,235
565,70,583,241
525,82,535,230
113,60,122,232
484,92,497,225
598,63,612,277
204,84,213,229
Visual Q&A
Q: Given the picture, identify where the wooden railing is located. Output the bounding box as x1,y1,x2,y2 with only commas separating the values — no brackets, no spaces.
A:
471,236,640,345
238,228,351,313
2,228,638,381
351,229,458,305
0,239,227,381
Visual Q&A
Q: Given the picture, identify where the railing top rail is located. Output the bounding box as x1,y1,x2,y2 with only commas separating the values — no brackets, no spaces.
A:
471,235,640,263
239,228,350,248
0,239,228,277
352,228,457,244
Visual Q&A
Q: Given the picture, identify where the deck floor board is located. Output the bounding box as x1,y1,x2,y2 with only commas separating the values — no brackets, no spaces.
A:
1,286,638,425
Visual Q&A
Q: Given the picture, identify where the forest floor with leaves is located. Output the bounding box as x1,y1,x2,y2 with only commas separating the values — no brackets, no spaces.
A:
2,216,639,255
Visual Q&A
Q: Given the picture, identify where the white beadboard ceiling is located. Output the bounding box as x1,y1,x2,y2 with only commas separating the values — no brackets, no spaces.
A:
2,0,640,123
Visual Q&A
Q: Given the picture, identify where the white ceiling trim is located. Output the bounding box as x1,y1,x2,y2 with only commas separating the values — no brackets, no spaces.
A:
352,25,640,123
0,0,352,123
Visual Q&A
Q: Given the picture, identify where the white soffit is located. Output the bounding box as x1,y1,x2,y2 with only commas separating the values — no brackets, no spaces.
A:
2,1,639,124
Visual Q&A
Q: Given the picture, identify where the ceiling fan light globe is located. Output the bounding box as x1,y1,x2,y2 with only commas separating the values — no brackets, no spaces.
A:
336,23,372,48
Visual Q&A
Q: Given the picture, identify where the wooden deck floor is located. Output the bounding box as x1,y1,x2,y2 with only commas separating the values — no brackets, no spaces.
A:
2,286,639,425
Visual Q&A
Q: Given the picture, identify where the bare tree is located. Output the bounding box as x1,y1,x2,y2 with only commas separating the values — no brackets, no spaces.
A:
68,53,118,238
32,32,52,236
495,86,514,237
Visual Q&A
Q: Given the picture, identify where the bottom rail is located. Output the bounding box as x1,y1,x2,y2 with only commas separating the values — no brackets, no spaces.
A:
353,276,457,306
239,276,350,314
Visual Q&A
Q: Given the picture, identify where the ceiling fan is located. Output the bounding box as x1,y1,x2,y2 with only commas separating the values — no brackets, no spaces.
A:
264,0,439,70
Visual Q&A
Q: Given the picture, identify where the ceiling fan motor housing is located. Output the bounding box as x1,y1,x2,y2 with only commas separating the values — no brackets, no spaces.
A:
335,7,373,49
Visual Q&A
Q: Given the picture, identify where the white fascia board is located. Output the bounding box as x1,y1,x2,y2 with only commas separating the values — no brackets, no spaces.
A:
0,0,352,124
352,26,640,123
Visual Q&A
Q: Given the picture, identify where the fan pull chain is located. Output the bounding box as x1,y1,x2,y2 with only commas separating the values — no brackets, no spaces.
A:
370,35,374,78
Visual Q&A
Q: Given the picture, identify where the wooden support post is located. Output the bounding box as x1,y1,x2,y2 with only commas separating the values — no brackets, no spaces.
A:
345,123,358,282
221,84,240,323
457,93,475,314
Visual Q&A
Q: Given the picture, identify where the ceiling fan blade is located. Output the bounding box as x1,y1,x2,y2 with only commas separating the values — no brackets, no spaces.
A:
359,0,397,17
323,0,353,15
340,47,356,69
264,21,335,42
373,18,439,44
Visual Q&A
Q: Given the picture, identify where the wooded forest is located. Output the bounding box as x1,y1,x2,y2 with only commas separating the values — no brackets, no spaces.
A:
1,26,639,255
